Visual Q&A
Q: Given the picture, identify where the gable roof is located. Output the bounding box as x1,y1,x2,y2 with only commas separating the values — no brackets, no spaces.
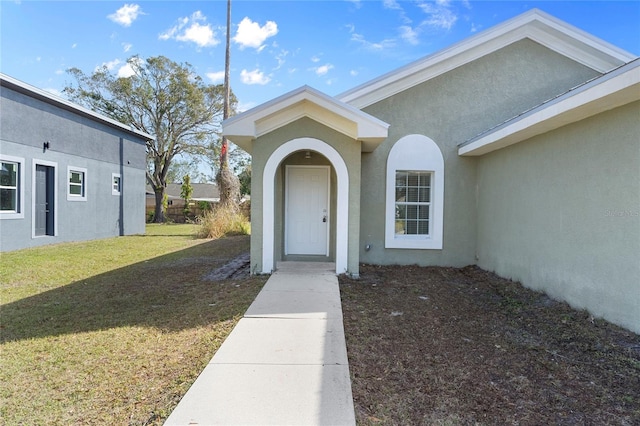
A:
458,58,640,156
338,9,636,109
0,73,154,142
222,85,389,153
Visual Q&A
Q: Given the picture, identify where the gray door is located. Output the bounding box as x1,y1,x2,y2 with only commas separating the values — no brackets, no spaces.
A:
35,165,54,236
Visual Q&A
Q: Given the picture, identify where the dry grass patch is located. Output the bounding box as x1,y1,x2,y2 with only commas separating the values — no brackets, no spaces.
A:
197,205,250,239
1,226,266,425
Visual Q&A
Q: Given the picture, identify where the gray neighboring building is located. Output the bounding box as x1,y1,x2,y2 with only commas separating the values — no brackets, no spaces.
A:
223,10,640,333
0,73,153,252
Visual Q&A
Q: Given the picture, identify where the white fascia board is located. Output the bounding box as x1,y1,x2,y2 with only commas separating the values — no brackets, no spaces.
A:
528,12,635,67
338,9,635,109
459,61,640,156
0,73,154,142
222,85,389,152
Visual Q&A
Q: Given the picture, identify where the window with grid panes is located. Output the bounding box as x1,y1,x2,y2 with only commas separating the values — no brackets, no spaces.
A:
394,171,431,236
1,161,19,212
69,170,84,197
112,174,121,195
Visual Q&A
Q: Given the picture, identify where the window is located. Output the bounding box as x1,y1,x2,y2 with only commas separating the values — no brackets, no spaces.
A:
0,155,25,219
394,171,432,236
112,173,121,195
67,167,87,201
385,135,444,249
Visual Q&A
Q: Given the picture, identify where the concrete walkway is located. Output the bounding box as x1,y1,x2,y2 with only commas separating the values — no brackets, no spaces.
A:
164,262,356,426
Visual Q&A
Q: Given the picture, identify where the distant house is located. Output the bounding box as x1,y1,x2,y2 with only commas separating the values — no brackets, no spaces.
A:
145,183,220,209
145,183,220,222
223,10,639,333
0,73,153,252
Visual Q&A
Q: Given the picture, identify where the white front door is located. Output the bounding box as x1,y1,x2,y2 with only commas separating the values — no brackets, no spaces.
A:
285,166,330,255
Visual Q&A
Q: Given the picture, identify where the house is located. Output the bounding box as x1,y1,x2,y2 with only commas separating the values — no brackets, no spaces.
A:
223,10,639,333
145,183,220,209
145,182,220,222
0,73,153,252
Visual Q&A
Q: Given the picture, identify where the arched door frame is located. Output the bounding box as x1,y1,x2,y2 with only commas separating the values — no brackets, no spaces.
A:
262,137,349,274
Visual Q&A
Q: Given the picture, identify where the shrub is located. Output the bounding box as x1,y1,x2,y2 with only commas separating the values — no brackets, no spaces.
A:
197,200,212,211
197,204,250,239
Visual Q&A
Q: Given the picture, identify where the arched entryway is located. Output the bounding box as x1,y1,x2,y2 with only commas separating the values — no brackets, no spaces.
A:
262,137,349,274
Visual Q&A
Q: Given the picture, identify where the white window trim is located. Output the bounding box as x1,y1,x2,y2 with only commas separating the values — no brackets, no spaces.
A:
385,134,444,249
0,154,25,219
32,159,59,238
112,173,122,195
67,166,87,201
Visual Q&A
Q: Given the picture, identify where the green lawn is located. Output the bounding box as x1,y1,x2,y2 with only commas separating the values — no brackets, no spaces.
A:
1,225,266,425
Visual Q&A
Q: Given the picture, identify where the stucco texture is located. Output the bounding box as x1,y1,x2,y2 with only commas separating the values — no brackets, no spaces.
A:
476,101,640,333
249,117,362,275
0,85,147,252
358,39,601,267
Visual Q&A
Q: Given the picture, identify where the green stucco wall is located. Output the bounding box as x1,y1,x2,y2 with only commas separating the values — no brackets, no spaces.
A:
358,39,601,267
476,101,640,333
250,117,362,275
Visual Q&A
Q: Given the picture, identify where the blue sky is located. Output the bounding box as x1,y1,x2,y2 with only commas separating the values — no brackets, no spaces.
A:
2,1,639,113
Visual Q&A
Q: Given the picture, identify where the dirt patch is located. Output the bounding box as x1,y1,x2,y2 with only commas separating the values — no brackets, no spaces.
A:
339,264,640,425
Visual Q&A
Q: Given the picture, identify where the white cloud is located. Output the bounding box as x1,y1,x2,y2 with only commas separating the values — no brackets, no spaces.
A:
240,69,270,85
237,101,256,113
178,22,216,47
313,64,334,77
108,4,142,27
206,71,225,83
417,1,458,30
116,57,143,78
55,69,64,75
351,32,395,51
122,42,133,52
117,63,135,78
383,0,402,10
160,11,219,48
383,0,412,25
399,25,419,45
95,57,142,78
96,59,121,72
233,17,278,50
350,70,359,77
274,49,289,71
311,55,321,63
71,43,77,49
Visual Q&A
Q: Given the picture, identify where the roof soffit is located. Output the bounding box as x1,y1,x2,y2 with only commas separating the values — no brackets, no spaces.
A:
338,9,636,109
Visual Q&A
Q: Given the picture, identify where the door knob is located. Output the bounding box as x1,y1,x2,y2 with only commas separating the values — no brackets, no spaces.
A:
322,215,327,223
